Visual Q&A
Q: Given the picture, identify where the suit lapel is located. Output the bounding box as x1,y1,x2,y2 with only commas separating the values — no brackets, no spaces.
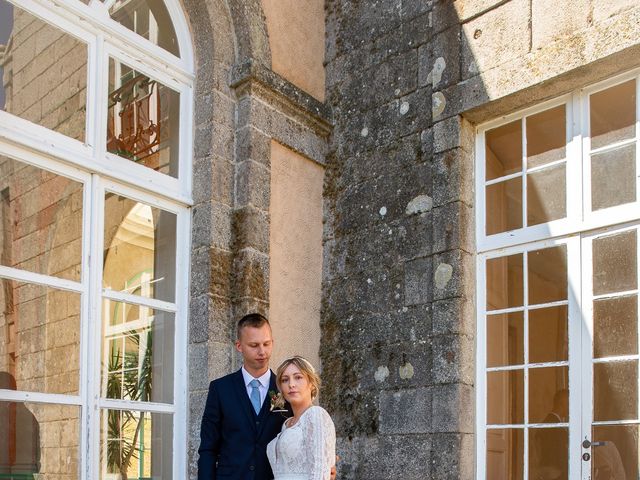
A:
232,369,258,433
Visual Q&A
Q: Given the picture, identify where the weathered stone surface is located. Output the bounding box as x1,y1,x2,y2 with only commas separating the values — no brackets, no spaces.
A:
431,383,474,433
404,256,433,306
432,297,475,336
593,0,639,22
379,388,431,434
235,159,270,210
231,205,269,252
461,0,531,80
532,0,591,50
432,250,474,301
232,248,269,302
432,147,474,207
336,434,432,480
189,343,210,391
431,334,475,384
429,433,474,480
191,200,232,249
432,201,474,254
433,115,474,154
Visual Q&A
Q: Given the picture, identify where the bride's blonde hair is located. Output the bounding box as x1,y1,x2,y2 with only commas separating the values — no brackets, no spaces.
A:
276,356,321,400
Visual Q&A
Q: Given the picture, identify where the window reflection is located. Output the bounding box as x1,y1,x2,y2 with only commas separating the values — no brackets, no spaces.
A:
529,427,568,480
110,0,180,57
0,280,81,395
0,400,79,478
103,193,176,302
0,155,83,281
486,120,522,181
101,409,172,480
102,300,174,404
591,144,636,211
592,425,637,480
107,58,180,177
590,80,636,150
0,0,88,141
486,428,523,480
486,254,524,310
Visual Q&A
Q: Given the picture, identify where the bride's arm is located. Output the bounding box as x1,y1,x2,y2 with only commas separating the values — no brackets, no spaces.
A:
305,407,336,480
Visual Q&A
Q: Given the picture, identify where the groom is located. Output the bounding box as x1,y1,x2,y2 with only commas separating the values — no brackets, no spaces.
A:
198,313,284,480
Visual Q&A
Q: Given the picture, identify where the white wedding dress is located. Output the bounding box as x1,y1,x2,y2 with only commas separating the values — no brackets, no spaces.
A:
266,406,336,480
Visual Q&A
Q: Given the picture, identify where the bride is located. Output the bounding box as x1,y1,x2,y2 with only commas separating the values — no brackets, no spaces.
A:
267,356,336,480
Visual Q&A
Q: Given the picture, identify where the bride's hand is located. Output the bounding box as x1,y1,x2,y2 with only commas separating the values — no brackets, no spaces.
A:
330,455,339,480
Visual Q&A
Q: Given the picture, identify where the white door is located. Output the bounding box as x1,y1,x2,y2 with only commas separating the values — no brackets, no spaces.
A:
581,224,639,480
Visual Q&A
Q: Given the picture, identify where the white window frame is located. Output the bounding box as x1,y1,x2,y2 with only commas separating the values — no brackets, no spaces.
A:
476,68,640,479
0,0,193,478
0,0,194,203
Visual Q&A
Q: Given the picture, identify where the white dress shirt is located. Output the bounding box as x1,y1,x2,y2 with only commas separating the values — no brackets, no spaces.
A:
241,366,271,408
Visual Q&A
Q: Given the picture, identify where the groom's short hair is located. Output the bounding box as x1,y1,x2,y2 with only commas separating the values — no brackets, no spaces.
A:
237,313,270,339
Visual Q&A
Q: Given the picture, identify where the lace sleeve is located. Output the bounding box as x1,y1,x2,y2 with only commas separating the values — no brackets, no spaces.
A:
304,407,336,480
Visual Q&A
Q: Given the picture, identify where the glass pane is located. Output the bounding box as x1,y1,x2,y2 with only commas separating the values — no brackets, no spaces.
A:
593,230,637,296
594,361,638,421
591,144,636,211
594,295,638,358
103,193,176,302
110,0,180,57
486,120,522,181
592,425,637,480
486,254,524,310
107,58,180,177
527,163,566,226
487,370,524,425
0,281,80,394
101,409,172,480
486,428,523,480
590,80,636,150
528,246,568,305
527,105,566,168
529,428,568,480
102,300,174,403
529,306,568,363
529,367,568,424
487,312,524,367
0,402,79,478
0,155,83,281
0,1,87,141
486,177,523,235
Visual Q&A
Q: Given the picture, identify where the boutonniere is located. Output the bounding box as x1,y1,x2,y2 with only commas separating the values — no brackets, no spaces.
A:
269,390,287,413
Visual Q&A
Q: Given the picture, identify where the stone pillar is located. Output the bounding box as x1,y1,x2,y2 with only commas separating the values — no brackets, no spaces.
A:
322,1,475,478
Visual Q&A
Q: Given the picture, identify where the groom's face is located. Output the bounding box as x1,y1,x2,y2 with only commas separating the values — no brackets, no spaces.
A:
235,324,273,376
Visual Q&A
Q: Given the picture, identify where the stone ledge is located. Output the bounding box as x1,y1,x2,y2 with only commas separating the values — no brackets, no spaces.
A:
230,59,333,137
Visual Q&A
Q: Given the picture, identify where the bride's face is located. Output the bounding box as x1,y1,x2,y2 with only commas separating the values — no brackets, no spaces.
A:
279,364,313,407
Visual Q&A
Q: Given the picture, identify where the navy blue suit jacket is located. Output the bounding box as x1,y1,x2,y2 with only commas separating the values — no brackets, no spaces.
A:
198,369,287,480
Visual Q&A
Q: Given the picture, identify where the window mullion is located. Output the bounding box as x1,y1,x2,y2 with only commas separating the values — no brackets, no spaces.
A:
173,207,190,479
86,174,105,480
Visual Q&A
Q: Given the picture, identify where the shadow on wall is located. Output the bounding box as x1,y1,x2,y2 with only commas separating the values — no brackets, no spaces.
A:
0,372,40,478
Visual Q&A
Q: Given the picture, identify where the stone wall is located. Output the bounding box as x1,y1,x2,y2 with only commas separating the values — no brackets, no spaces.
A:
322,0,640,479
322,1,473,477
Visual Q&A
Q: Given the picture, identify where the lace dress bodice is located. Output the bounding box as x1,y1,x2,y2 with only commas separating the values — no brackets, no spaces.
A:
266,406,336,480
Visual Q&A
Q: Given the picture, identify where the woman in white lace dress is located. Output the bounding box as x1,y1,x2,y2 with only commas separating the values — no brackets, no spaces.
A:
266,356,336,480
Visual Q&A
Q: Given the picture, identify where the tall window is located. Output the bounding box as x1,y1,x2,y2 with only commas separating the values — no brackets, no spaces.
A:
0,0,193,478
477,72,640,479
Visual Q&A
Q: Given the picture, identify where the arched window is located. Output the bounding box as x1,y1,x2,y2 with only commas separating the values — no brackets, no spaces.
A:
0,0,193,478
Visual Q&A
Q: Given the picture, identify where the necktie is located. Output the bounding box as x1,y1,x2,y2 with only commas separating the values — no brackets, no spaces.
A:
249,379,261,414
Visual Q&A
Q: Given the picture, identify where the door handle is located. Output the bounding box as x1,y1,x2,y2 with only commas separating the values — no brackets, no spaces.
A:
582,439,606,448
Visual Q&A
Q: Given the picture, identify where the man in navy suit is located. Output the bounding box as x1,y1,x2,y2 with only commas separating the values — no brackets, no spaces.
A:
197,313,286,480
